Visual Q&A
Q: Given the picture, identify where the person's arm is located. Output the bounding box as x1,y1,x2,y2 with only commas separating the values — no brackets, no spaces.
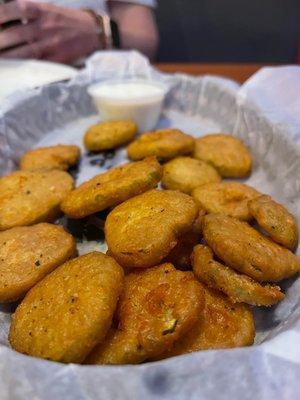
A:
0,0,159,63
108,1,159,61
0,0,100,63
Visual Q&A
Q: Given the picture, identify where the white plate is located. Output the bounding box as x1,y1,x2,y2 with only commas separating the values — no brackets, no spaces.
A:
0,59,77,100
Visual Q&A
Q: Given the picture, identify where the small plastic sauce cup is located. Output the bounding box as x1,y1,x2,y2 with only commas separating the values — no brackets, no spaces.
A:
87,79,167,132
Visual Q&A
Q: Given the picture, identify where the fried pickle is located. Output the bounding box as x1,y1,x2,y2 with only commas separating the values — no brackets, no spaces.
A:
0,223,76,302
192,182,260,221
155,286,255,358
61,157,162,219
20,145,80,171
105,189,198,268
9,252,124,363
192,244,284,306
84,120,137,151
86,328,144,365
0,170,74,230
162,157,221,194
193,134,252,177
127,129,195,161
203,214,300,282
86,264,205,364
248,195,298,249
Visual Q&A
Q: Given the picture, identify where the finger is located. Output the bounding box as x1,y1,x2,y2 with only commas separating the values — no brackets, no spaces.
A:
0,1,39,24
0,2,22,24
0,43,34,59
0,22,39,50
0,35,61,59
0,40,43,59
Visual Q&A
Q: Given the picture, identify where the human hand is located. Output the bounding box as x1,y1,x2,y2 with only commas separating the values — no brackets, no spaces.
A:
0,0,101,64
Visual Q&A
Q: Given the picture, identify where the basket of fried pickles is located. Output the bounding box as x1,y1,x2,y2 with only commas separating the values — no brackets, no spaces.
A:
1,119,299,365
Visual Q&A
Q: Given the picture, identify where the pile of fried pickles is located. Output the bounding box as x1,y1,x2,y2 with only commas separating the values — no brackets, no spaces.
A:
1,119,299,365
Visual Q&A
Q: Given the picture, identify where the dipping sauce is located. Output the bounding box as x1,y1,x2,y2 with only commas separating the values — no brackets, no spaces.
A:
87,80,167,132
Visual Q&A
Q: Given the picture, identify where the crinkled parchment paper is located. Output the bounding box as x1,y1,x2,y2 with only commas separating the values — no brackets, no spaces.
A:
0,51,299,400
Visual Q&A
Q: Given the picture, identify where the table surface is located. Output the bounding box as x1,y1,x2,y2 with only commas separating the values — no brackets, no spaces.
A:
155,63,270,83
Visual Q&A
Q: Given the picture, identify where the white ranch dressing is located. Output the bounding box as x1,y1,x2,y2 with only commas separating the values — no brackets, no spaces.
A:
88,80,167,132
90,81,165,102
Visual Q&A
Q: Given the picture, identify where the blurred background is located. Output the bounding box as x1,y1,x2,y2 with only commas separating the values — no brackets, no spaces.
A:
155,0,300,63
0,0,299,98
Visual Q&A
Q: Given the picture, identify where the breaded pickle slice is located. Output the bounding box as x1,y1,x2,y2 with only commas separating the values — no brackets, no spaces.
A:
162,157,221,194
84,120,137,151
61,157,162,219
248,195,298,249
105,189,198,268
193,134,252,177
127,129,195,161
156,286,255,358
0,170,74,230
20,145,80,171
203,214,300,282
86,264,205,364
192,244,284,306
0,223,76,302
86,328,143,365
192,182,260,221
9,252,124,363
